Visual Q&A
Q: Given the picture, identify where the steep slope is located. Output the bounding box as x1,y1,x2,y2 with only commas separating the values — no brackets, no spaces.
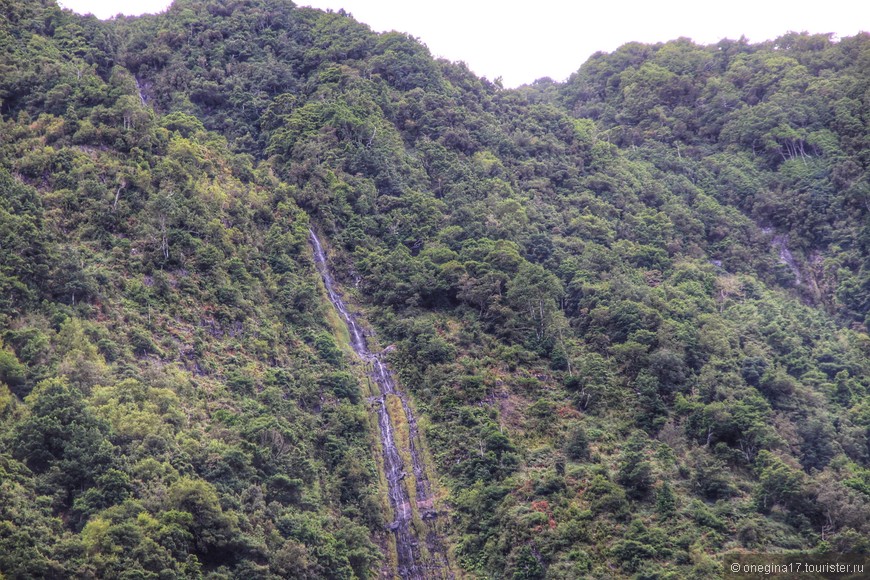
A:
311,229,453,578
559,34,870,323
0,2,384,578
0,1,869,579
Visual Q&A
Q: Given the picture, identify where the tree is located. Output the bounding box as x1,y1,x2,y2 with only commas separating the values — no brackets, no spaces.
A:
505,262,565,346
655,482,676,518
693,453,735,500
14,378,116,504
166,477,237,554
617,431,654,499
564,425,590,461
510,544,545,580
635,371,668,432
754,451,805,513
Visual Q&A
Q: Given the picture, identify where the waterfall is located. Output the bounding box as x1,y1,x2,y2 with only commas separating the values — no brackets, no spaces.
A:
309,229,453,579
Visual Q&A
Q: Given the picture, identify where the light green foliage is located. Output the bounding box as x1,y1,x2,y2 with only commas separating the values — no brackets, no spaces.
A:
0,3,384,577
0,2,869,578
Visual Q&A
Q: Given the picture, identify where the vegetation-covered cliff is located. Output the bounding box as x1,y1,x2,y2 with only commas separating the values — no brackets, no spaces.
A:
0,1,868,578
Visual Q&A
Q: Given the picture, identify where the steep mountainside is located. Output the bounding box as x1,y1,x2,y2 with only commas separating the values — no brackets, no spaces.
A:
1,1,869,578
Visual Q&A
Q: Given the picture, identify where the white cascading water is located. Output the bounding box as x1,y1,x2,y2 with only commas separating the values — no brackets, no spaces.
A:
309,229,452,579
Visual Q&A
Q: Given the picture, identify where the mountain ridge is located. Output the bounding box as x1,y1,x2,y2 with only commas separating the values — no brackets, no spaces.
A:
0,1,868,578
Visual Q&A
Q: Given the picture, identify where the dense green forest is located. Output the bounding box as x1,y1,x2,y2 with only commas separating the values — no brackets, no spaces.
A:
0,0,868,578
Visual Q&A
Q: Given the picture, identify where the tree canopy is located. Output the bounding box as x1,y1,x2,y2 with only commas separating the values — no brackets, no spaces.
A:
0,1,869,577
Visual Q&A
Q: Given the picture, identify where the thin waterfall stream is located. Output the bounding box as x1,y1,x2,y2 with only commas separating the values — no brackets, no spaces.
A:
310,229,453,580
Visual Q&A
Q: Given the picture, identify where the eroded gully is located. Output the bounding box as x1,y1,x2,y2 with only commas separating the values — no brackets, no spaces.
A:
310,229,453,580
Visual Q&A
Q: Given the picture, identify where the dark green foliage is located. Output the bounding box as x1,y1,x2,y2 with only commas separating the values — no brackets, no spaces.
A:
564,425,589,461
586,475,630,520
693,453,736,500
611,519,672,572
509,544,545,579
0,4,382,576
1,2,869,577
655,482,676,519
617,431,654,499
635,371,669,432
320,371,360,403
798,418,837,472
314,331,343,365
741,356,768,387
0,168,52,312
14,378,116,501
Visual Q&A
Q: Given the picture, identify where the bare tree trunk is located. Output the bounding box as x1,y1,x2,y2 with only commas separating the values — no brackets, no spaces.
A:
160,215,169,259
113,181,126,211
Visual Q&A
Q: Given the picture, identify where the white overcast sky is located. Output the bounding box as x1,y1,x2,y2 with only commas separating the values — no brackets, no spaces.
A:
60,0,869,87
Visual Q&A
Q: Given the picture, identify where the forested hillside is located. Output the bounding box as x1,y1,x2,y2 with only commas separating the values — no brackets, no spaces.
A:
0,1,868,578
